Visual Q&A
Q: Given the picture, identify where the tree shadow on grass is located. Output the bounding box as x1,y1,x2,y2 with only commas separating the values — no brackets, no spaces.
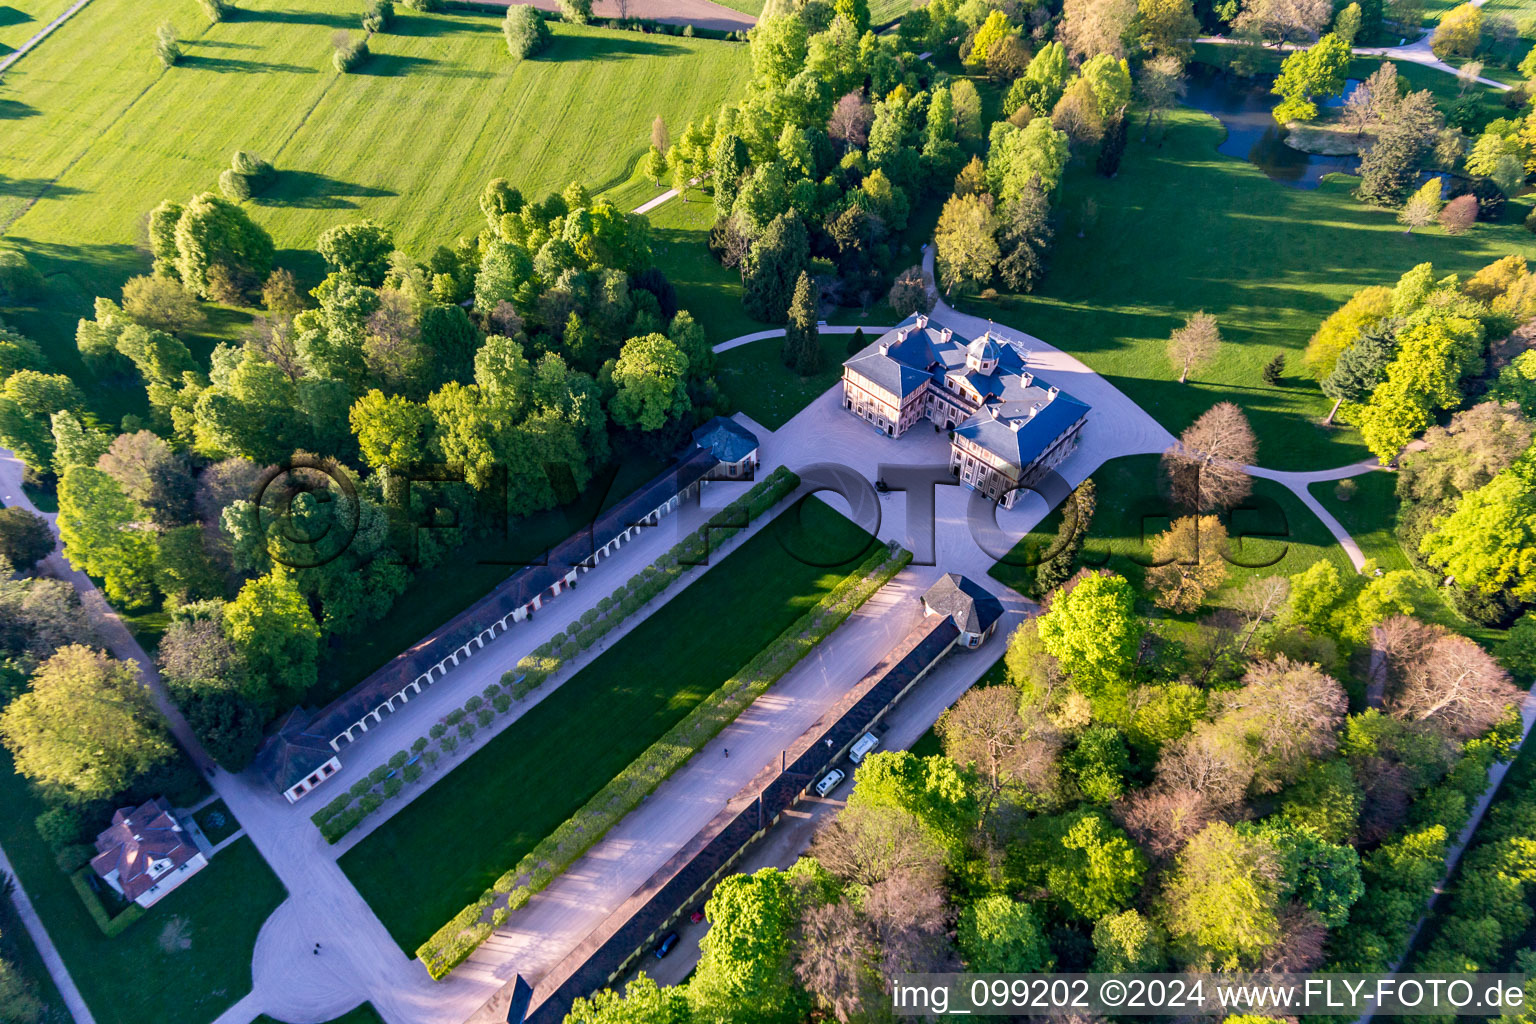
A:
355,53,440,76
0,6,30,29
388,11,487,37
0,173,81,198
179,54,317,74
255,171,396,210
543,32,689,62
0,97,37,119
233,7,360,29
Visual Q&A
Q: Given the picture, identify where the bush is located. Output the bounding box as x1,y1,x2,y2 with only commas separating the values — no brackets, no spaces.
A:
493,693,512,713
1525,207,1536,234
368,764,389,785
388,750,408,770
477,708,494,727
0,250,45,301
403,762,423,783
198,0,232,24
349,779,372,800
412,736,429,754
332,32,369,72
56,843,95,872
483,682,501,699
440,733,459,754
153,22,180,68
363,0,394,31
382,776,404,798
34,805,85,851
458,720,476,739
446,709,464,726
359,793,383,814
464,695,483,713
424,749,440,767
429,722,446,740
1334,478,1358,501
503,5,551,59
401,0,440,8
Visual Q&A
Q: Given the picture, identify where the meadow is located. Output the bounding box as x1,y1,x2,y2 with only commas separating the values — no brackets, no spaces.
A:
959,59,1536,473
0,0,750,415
0,0,78,52
340,496,875,950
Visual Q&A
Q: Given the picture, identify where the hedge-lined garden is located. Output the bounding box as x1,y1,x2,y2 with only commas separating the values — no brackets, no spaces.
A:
414,538,912,979
310,467,802,844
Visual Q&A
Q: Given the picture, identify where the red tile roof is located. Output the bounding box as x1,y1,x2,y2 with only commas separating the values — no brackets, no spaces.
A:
89,797,198,902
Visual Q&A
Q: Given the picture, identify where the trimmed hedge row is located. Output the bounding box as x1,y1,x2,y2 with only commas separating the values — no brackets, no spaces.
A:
415,537,911,980
310,467,802,845
70,869,144,937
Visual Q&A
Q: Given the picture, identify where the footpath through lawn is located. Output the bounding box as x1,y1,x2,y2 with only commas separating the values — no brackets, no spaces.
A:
0,752,287,1024
340,495,878,951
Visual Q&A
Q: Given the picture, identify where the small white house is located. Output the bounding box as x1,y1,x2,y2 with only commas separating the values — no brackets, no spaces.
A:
921,573,1005,649
89,798,208,908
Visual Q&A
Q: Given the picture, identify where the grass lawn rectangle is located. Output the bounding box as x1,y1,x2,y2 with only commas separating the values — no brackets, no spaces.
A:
0,0,750,423
340,496,877,951
0,753,287,1024
989,454,1353,607
193,798,241,845
0,0,79,51
958,56,1536,473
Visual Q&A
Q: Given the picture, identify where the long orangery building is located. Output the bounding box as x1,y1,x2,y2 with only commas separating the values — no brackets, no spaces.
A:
841,314,1090,509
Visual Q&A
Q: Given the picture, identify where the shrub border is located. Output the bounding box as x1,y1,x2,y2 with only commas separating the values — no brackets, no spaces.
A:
69,868,145,937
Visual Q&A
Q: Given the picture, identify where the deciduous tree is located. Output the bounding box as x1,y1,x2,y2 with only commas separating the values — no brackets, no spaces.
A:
1166,311,1221,383
1161,401,1257,512
0,645,174,802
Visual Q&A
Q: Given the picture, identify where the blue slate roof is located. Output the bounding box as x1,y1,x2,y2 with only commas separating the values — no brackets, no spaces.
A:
844,315,1090,472
691,417,760,464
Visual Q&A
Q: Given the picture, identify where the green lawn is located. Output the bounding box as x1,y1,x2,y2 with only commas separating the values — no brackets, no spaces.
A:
0,0,78,51
193,799,241,845
257,1006,384,1024
1309,470,1408,571
0,753,287,1024
958,62,1536,473
705,0,763,15
340,496,877,951
0,878,70,1024
1307,471,1507,644
989,454,1354,604
0,0,750,422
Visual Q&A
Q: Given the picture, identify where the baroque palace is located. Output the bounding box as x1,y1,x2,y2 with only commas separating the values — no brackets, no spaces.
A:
841,314,1090,508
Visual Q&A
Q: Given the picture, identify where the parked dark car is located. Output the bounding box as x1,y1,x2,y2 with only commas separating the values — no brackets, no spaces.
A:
654,931,680,959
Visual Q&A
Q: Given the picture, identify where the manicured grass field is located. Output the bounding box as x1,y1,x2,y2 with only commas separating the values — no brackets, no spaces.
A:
1308,470,1408,571
0,753,287,1024
0,0,78,52
988,454,1354,605
340,496,877,950
959,61,1536,473
0,0,750,420
0,877,70,1024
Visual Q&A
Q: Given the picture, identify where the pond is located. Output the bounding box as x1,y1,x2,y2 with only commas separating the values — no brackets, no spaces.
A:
1182,64,1363,189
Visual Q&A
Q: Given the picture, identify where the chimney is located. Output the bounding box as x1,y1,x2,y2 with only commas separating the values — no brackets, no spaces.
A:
915,314,928,329
878,342,890,356
897,328,910,342
940,328,953,344
1028,402,1041,418
1021,372,1034,387
1009,418,1024,433
987,405,999,420
1047,386,1059,402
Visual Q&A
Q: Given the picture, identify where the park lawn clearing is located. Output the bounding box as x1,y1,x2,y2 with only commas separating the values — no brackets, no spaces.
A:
0,0,750,421
340,495,878,952
0,0,80,52
988,454,1354,606
958,69,1536,473
1307,471,1506,644
0,752,287,1024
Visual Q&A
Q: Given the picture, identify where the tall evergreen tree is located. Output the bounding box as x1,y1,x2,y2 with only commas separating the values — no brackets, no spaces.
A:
782,271,823,376
997,176,1054,294
1322,319,1398,423
742,211,809,323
